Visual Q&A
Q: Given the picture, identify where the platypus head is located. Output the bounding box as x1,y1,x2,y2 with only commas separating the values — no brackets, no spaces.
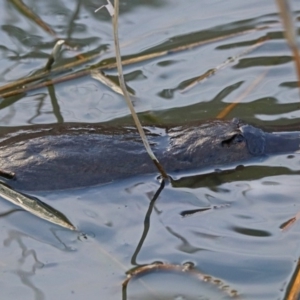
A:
166,119,264,170
226,118,266,156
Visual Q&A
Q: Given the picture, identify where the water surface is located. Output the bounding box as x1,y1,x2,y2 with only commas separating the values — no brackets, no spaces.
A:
0,1,300,299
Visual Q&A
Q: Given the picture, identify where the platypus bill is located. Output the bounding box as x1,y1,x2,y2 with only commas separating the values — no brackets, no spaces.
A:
0,119,298,191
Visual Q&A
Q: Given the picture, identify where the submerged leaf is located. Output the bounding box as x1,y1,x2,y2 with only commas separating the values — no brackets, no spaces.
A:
0,182,75,230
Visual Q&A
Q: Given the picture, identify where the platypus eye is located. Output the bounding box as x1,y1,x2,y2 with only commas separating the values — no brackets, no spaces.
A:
221,133,244,147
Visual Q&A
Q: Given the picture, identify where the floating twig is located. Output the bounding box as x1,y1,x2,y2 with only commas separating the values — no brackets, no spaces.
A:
280,207,300,231
0,51,102,96
180,37,268,93
0,24,273,98
123,262,239,298
0,69,93,99
102,25,272,70
91,69,129,95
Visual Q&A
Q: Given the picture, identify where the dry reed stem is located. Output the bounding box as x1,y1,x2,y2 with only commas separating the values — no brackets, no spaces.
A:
10,0,86,60
0,52,101,97
0,25,271,98
10,0,56,36
284,259,300,300
276,0,300,88
216,70,268,119
109,0,168,178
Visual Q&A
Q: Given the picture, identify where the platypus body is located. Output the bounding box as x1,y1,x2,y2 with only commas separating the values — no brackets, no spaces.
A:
0,119,298,191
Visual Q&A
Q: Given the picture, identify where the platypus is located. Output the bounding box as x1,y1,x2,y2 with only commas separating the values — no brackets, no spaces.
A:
0,119,298,191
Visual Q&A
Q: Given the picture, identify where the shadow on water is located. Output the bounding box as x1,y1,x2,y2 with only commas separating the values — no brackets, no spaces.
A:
130,179,165,266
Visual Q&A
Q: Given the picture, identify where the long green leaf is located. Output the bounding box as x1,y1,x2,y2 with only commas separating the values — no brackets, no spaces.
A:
0,182,75,230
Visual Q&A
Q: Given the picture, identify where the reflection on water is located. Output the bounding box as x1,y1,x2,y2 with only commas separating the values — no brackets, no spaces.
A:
0,0,300,299
1,161,300,299
0,0,299,126
3,230,45,300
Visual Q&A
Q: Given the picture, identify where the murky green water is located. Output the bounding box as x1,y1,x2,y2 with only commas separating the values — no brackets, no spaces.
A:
0,0,300,299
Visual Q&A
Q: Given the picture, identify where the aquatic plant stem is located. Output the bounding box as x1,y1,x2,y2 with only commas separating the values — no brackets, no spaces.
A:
0,24,273,98
276,0,300,88
111,0,168,179
216,70,268,119
285,258,300,300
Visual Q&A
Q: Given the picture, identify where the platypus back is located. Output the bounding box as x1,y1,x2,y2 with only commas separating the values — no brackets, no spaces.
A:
0,120,298,191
